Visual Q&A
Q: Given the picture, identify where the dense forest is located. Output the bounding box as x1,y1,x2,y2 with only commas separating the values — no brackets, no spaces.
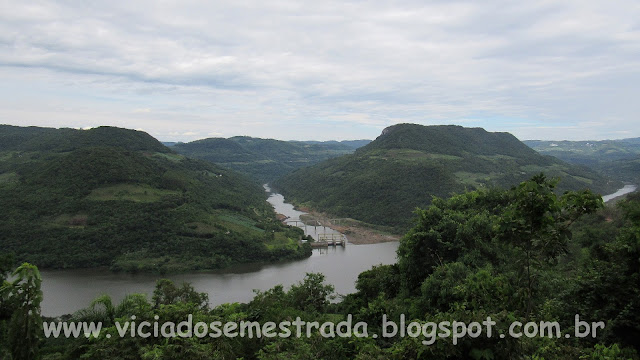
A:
2,175,638,359
172,137,369,183
0,126,310,273
274,124,619,233
525,138,640,184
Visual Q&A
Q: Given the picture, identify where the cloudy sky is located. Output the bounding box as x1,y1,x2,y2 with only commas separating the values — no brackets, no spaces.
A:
1,0,639,142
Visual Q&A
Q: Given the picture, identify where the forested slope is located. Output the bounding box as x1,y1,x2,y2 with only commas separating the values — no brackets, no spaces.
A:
0,126,309,272
274,124,619,232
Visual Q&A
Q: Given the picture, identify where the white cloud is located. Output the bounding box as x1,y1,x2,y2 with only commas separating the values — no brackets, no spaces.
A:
0,0,638,141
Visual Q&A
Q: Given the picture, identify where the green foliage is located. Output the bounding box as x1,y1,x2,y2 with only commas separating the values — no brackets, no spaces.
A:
582,343,637,360
287,273,336,313
390,176,638,358
152,279,208,310
1,263,43,360
354,264,400,304
559,193,640,351
498,175,603,316
275,124,618,233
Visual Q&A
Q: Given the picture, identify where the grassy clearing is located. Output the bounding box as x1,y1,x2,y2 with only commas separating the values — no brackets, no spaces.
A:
0,172,19,184
570,175,593,184
0,151,17,162
86,184,179,202
153,152,185,162
372,149,463,162
49,213,88,228
265,232,298,250
218,213,265,232
185,222,220,235
454,171,491,188
477,154,517,162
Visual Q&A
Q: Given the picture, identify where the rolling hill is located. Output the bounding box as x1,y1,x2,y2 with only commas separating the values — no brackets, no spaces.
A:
173,137,369,183
273,124,620,233
0,125,309,272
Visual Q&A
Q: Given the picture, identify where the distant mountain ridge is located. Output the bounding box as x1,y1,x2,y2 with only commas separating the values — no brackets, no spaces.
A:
300,139,371,149
274,124,619,233
524,138,640,183
173,136,369,183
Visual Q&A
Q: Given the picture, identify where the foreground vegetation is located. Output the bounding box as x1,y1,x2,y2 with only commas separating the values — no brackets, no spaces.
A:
275,124,619,233
2,175,638,359
0,126,310,273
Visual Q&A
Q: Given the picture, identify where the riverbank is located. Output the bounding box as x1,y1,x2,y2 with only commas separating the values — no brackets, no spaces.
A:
266,185,400,244
295,210,400,244
269,201,400,244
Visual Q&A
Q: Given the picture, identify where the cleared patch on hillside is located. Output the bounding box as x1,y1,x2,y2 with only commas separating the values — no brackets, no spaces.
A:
153,152,185,162
455,171,492,188
373,149,463,162
264,232,299,250
0,172,19,185
86,184,179,202
217,213,265,233
50,213,89,228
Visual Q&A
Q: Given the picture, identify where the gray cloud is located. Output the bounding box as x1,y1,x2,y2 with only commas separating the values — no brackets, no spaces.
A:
0,0,639,141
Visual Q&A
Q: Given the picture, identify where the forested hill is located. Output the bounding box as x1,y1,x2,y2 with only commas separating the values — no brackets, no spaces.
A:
525,138,640,183
0,125,170,153
173,136,367,183
274,124,620,233
0,125,309,272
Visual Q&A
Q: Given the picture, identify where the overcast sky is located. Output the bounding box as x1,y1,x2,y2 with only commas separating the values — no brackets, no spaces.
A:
1,0,639,142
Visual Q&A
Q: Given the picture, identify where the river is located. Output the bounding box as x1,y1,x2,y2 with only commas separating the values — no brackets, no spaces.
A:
39,188,398,317
602,184,637,202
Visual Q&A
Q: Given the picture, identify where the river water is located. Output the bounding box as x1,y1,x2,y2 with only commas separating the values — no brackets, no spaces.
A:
602,184,637,202
39,188,398,317
264,184,342,240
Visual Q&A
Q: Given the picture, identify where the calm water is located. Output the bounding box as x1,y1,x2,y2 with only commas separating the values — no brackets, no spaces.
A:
40,188,398,317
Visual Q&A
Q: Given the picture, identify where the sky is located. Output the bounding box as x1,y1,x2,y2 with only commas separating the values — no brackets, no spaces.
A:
1,0,639,142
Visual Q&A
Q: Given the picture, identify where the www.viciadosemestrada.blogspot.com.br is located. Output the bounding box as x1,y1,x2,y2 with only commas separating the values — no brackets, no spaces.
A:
43,314,605,346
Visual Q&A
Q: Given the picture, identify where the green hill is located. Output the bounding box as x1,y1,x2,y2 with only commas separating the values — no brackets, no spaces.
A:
273,124,620,233
173,136,365,183
0,126,309,272
524,138,640,183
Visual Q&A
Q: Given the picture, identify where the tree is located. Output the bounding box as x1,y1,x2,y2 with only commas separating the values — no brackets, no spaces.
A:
152,279,209,310
397,187,508,294
397,174,602,315
0,253,15,358
498,174,602,317
1,263,43,360
288,273,335,313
